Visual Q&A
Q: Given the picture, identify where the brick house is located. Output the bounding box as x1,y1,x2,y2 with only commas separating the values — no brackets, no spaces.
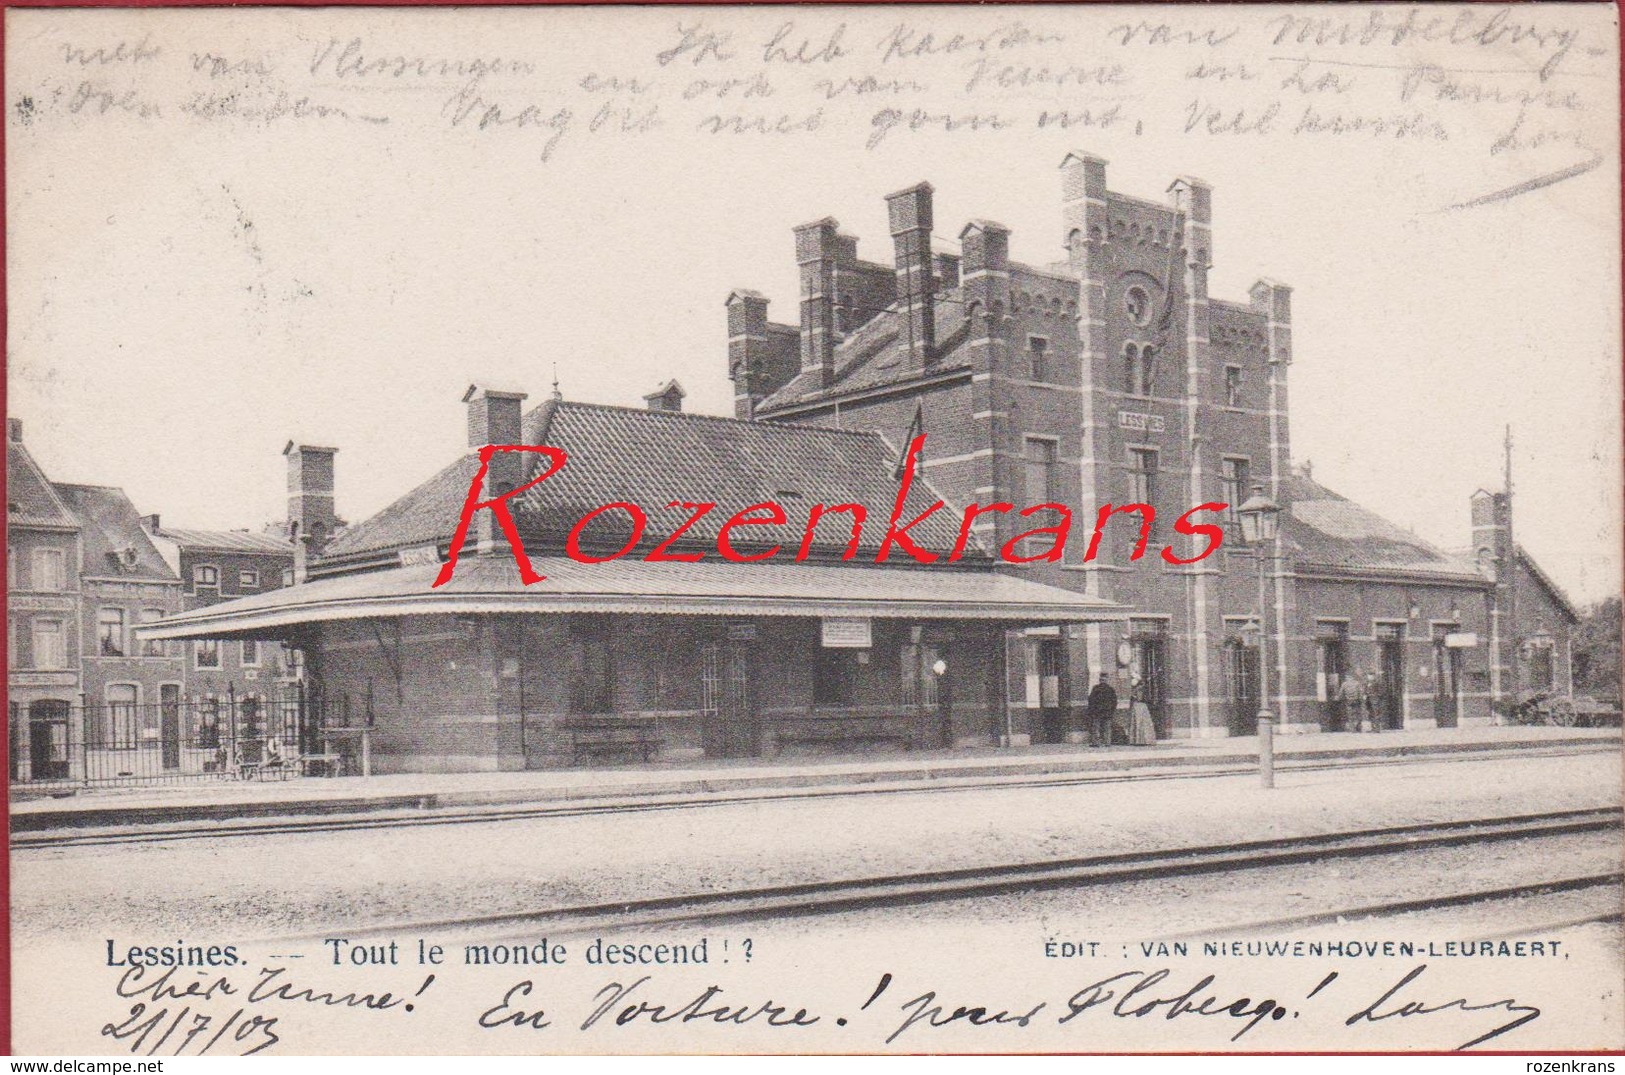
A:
7,418,86,780
142,516,299,746
7,418,188,780
8,418,310,784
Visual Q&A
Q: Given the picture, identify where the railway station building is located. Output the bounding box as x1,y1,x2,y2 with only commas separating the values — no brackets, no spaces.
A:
145,402,1129,772
141,153,1579,772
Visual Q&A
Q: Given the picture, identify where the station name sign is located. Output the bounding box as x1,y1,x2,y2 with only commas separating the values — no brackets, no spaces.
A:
821,617,873,648
1118,411,1167,434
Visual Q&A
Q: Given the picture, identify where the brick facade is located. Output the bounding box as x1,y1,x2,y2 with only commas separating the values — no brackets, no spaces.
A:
735,154,1558,739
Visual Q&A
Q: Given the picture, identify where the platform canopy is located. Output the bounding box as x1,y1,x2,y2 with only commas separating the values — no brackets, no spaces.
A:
140,555,1130,640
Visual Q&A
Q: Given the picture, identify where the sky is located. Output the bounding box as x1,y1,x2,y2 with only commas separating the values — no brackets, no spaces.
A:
6,4,1621,603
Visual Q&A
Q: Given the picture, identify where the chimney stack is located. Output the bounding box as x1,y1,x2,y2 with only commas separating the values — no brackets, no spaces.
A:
141,513,160,534
463,385,529,504
1471,489,1511,576
793,217,840,387
886,182,935,371
284,441,338,581
7,418,22,443
958,219,1011,346
727,290,771,420
642,380,686,413
465,385,527,449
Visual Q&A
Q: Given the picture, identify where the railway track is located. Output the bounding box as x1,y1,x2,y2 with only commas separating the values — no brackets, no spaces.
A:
271,807,1622,944
1160,874,1623,941
15,742,1618,850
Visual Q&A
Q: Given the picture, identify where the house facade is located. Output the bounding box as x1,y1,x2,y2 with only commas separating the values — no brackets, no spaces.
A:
7,419,306,784
7,419,188,780
142,517,299,753
7,419,86,780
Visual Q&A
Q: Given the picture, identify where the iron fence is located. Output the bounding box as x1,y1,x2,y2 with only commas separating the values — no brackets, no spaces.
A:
10,687,373,788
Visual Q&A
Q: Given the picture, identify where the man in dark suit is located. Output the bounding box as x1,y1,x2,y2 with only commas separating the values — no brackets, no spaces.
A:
1086,673,1119,747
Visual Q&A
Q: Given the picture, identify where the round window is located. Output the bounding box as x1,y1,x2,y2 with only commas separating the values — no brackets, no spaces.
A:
1124,286,1151,326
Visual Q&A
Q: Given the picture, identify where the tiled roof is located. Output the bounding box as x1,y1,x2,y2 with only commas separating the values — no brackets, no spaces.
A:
756,294,973,412
143,555,1129,639
157,526,295,555
1516,546,1580,622
53,484,177,581
323,402,967,561
6,442,77,527
1283,475,1481,580
322,453,482,558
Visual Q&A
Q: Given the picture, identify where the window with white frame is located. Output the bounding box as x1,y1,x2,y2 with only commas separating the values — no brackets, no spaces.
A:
140,608,167,657
34,547,65,592
32,618,65,669
1225,365,1244,408
194,638,221,670
1024,438,1060,505
97,607,127,656
241,640,261,667
239,569,260,589
193,564,220,593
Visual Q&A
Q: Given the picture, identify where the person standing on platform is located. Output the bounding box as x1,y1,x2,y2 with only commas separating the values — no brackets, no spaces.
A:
1086,673,1118,748
1338,672,1367,733
1364,670,1383,732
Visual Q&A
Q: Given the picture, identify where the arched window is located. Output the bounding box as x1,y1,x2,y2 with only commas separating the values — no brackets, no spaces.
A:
1124,343,1154,396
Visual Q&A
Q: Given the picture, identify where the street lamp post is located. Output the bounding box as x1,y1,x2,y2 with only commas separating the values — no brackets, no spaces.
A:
1236,484,1282,789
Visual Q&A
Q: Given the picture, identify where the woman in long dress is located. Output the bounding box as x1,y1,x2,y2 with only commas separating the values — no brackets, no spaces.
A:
1128,677,1157,745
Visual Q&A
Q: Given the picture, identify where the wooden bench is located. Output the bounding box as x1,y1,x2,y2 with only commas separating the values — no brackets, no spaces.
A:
772,712,915,752
561,715,661,765
238,759,297,781
299,752,347,778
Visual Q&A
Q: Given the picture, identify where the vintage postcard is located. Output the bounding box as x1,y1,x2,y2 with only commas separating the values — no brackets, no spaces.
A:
6,2,1622,1056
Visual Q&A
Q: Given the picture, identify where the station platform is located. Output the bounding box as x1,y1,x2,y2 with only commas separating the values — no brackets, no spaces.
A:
9,724,1619,832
